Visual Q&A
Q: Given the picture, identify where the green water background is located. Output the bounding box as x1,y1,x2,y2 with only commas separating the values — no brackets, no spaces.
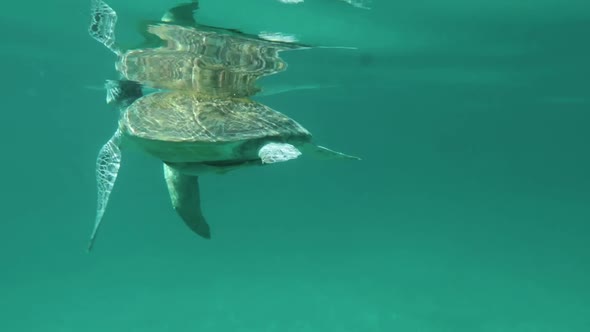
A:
1,0,589,330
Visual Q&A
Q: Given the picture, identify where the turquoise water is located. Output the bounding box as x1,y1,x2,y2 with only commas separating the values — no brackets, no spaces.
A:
1,0,589,331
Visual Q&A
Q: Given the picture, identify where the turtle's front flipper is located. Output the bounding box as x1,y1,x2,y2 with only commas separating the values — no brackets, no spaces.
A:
89,0,120,54
163,164,211,239
89,130,122,252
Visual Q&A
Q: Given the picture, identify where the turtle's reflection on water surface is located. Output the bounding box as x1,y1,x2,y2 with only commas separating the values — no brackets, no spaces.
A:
86,0,359,251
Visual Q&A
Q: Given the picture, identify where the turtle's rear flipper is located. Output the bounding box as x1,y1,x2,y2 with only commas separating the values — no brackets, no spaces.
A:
163,164,211,239
303,144,361,160
136,1,200,48
89,0,120,54
89,129,123,252
161,1,199,26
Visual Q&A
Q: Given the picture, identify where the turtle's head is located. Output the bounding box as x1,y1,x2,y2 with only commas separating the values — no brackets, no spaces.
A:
105,80,144,107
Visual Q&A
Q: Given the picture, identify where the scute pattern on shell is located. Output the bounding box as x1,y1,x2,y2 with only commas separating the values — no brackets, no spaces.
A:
121,91,311,143
117,24,304,97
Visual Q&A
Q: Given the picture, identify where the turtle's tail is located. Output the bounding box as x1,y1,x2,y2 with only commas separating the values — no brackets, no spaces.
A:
89,0,121,55
302,144,362,161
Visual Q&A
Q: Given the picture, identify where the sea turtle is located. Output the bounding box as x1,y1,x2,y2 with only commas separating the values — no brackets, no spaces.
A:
89,85,360,251
89,0,310,98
